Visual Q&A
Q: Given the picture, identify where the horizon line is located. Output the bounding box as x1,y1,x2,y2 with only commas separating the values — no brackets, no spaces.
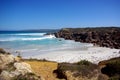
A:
0,26,120,31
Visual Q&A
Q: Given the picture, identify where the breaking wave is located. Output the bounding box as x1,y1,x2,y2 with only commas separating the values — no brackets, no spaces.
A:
0,34,55,41
0,33,46,36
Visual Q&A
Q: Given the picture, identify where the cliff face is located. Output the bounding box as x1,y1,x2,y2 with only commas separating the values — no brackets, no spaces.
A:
54,27,120,49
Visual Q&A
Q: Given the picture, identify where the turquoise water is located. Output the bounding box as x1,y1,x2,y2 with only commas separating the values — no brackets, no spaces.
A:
0,31,93,57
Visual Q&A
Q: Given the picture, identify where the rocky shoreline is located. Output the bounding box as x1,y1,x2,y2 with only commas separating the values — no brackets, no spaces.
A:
54,27,120,49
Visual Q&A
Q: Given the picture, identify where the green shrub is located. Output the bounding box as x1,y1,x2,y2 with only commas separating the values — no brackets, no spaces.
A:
77,60,91,66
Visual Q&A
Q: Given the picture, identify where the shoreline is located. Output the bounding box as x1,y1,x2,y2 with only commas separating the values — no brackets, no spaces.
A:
15,46,120,64
1,38,120,64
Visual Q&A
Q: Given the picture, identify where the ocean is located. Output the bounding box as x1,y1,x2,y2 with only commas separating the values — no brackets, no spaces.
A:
0,30,93,59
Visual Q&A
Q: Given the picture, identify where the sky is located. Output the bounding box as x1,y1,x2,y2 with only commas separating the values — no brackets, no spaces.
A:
0,0,120,30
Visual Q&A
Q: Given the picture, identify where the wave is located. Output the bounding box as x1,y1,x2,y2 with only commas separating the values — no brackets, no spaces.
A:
0,34,56,41
0,33,46,36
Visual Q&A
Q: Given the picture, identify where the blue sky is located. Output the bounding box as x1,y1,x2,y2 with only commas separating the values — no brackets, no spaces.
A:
0,0,120,30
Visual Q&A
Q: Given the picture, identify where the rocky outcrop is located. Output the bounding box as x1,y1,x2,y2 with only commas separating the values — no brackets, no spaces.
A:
0,48,44,80
0,71,14,80
0,54,14,64
54,60,109,80
54,27,120,49
14,62,33,75
99,57,120,80
2,61,34,79
0,50,15,71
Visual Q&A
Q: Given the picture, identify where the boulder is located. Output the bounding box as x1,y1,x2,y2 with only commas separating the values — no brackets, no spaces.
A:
0,54,15,64
0,54,15,70
14,62,33,75
0,70,14,80
0,48,6,54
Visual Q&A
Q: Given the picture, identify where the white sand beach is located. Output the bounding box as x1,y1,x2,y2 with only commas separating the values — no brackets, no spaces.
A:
23,46,120,64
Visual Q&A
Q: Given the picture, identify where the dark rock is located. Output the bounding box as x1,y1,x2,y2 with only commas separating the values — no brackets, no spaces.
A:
99,57,120,80
54,27,120,49
0,48,6,54
54,60,108,80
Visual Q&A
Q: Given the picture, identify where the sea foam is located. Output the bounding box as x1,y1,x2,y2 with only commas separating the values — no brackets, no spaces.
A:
0,33,46,36
0,34,55,41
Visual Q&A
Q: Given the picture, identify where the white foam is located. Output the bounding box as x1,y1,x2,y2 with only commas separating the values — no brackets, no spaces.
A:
0,33,46,36
0,34,55,41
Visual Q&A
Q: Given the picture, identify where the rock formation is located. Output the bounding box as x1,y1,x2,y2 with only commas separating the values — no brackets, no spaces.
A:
54,27,120,49
54,60,109,80
0,48,44,80
99,57,120,80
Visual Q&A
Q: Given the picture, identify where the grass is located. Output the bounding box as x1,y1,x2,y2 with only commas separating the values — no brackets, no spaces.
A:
24,59,58,80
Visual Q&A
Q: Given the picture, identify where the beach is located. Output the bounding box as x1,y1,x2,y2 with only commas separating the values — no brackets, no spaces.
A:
3,41,120,64
24,46,120,64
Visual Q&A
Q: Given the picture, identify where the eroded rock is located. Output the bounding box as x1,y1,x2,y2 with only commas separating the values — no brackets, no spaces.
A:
14,62,33,75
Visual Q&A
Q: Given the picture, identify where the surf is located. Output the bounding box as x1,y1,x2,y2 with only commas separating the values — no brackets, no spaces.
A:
0,34,55,42
0,33,46,36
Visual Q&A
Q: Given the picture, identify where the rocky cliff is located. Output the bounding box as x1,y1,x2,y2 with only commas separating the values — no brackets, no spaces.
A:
54,27,120,49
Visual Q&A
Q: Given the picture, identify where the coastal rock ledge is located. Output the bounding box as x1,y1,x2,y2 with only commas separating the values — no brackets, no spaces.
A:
54,27,120,49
